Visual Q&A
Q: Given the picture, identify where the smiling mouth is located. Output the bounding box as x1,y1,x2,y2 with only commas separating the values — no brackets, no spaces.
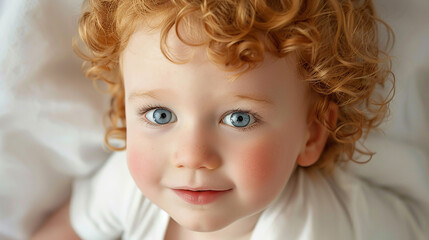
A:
172,189,232,205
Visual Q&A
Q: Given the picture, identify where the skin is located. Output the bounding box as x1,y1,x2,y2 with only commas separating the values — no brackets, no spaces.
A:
31,201,80,240
122,24,336,240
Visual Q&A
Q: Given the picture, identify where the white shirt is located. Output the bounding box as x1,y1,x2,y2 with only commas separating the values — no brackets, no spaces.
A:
70,151,427,240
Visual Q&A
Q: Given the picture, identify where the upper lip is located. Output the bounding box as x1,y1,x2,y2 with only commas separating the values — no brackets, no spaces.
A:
172,186,232,192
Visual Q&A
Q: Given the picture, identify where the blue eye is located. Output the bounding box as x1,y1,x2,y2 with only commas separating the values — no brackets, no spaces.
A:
222,112,255,128
139,105,261,131
145,108,177,125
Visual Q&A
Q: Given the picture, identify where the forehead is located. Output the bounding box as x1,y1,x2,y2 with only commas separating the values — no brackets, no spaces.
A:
121,25,308,105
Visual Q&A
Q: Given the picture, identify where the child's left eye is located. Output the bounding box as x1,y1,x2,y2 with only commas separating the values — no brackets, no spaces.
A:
222,112,255,128
221,109,261,132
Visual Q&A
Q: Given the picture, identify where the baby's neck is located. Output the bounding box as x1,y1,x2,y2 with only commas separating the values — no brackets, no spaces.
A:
164,212,262,240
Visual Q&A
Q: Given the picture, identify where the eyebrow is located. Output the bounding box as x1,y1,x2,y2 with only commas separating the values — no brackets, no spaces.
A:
233,94,274,106
128,89,274,106
128,89,175,101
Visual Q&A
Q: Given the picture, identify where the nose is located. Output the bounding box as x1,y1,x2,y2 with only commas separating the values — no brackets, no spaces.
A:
172,128,222,170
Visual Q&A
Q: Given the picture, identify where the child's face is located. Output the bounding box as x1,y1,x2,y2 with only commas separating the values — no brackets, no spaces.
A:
122,26,311,232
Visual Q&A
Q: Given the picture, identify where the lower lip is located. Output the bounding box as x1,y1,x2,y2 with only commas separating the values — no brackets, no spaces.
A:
172,189,231,205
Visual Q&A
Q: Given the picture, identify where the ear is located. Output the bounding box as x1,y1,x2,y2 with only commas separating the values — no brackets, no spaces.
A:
297,102,338,167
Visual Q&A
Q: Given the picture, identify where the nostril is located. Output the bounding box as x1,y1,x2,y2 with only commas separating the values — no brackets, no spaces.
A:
172,145,222,170
174,161,220,170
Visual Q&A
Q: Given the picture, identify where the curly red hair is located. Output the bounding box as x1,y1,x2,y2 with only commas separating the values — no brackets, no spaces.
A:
74,0,394,173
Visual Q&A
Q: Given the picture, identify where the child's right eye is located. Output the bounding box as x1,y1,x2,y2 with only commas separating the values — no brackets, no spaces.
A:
138,105,177,126
144,108,177,125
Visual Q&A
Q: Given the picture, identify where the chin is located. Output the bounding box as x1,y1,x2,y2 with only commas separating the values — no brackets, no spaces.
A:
172,212,233,232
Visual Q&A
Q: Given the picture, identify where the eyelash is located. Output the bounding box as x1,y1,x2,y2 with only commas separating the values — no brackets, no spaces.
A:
137,104,262,132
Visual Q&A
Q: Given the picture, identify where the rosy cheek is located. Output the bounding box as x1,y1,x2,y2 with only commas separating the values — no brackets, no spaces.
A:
234,135,298,201
239,148,277,188
127,142,159,191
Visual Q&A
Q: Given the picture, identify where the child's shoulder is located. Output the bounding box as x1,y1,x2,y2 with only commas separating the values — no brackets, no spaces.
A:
252,167,355,239
72,150,143,210
70,151,169,239
253,165,422,240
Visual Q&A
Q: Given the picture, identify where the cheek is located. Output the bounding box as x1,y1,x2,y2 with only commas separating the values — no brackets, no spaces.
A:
239,148,279,187
232,132,300,203
127,139,161,192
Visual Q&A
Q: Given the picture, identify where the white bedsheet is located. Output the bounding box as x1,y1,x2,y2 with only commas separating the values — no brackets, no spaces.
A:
0,1,110,239
0,0,428,239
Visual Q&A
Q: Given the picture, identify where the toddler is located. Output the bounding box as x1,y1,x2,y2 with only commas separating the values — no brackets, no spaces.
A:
33,0,426,239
